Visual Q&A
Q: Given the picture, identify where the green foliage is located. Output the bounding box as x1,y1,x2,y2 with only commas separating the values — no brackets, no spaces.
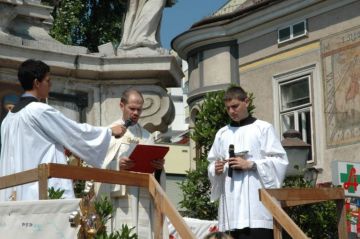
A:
191,90,255,153
49,0,126,52
116,225,138,239
282,176,338,239
95,195,114,227
73,179,86,198
95,225,138,239
48,187,65,199
179,88,255,220
178,157,218,219
94,196,138,239
191,91,229,154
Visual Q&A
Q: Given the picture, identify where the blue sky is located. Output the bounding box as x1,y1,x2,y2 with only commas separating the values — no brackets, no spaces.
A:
160,0,228,49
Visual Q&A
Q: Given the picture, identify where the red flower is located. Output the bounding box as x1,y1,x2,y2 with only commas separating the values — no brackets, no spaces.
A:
64,148,72,157
209,225,218,233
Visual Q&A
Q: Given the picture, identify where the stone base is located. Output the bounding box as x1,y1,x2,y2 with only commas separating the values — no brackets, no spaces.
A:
117,47,170,57
0,37,183,133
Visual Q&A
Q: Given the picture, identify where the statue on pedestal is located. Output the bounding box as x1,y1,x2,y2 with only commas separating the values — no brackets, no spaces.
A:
117,0,175,55
119,0,166,50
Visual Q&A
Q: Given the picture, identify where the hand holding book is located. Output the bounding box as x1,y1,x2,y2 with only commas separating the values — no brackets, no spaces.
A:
120,144,169,173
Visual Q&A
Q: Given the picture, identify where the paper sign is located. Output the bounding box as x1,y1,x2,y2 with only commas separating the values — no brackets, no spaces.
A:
332,161,360,197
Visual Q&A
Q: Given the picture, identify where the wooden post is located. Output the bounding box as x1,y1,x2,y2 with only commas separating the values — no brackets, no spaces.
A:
38,164,49,199
259,189,309,239
153,184,164,239
261,188,346,239
336,199,348,239
273,219,283,239
148,175,196,239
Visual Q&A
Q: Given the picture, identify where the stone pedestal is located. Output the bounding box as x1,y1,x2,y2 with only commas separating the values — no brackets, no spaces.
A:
0,0,183,133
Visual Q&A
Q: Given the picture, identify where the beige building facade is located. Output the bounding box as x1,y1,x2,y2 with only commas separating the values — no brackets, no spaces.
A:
172,0,360,183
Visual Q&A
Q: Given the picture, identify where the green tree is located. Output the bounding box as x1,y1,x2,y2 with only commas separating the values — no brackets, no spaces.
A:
282,176,338,239
46,0,126,52
178,89,255,220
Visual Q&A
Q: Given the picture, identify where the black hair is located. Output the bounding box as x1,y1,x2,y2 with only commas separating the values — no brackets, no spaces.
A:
223,86,248,102
17,59,50,91
120,87,144,104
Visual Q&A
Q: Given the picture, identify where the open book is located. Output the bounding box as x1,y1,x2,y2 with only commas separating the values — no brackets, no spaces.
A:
129,144,169,173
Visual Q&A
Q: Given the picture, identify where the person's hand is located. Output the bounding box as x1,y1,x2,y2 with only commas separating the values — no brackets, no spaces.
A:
119,156,134,170
111,124,127,138
228,156,253,170
151,158,165,170
215,160,226,175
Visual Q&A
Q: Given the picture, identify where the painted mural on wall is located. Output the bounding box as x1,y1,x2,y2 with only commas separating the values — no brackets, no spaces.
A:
321,26,360,147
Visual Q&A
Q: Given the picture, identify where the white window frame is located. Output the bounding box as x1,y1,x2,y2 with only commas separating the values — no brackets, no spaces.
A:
273,65,316,163
280,106,312,143
278,20,308,44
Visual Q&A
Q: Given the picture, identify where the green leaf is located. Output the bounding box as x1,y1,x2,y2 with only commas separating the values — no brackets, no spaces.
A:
50,0,126,52
48,187,65,199
282,176,338,238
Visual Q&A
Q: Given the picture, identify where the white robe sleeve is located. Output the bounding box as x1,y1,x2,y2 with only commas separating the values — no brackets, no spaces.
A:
255,125,288,189
33,105,111,168
207,131,226,201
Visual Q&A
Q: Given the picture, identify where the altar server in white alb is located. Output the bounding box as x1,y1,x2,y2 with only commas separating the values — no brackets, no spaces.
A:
0,59,126,201
207,86,288,239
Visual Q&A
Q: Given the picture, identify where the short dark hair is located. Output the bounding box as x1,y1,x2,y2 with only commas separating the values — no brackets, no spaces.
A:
120,87,144,104
223,86,248,102
18,59,50,91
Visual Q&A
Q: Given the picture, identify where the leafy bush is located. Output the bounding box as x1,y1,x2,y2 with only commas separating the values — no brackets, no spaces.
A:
178,156,218,219
94,196,138,239
191,91,229,154
282,176,338,239
95,225,138,239
48,187,65,199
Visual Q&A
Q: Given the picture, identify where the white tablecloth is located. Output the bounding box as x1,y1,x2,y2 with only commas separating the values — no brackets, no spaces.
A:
0,199,80,239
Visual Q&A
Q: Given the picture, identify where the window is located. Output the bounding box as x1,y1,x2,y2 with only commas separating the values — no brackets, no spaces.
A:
280,77,310,110
278,20,307,44
279,76,312,144
274,65,316,163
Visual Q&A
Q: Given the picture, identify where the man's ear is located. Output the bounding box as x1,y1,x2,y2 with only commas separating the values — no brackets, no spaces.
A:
33,79,40,88
244,97,250,107
120,101,124,111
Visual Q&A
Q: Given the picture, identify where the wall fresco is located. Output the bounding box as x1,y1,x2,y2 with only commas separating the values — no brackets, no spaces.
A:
322,27,360,147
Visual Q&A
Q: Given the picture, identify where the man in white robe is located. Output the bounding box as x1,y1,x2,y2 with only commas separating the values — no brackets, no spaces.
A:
207,86,288,239
96,88,167,239
0,59,126,201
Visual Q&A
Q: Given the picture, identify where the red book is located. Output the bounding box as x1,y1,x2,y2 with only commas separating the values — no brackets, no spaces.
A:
129,144,169,173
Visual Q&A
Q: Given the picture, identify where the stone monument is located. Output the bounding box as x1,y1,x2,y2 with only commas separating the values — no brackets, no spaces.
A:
0,0,182,132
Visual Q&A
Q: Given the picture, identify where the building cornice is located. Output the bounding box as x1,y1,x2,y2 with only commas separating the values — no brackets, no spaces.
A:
0,40,183,87
172,0,355,59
